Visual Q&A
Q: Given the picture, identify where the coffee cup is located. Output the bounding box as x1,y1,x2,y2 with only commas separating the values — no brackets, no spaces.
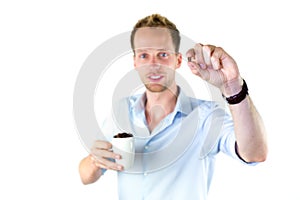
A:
112,133,135,170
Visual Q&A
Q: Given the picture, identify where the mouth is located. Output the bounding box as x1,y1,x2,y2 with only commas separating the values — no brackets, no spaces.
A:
148,74,164,82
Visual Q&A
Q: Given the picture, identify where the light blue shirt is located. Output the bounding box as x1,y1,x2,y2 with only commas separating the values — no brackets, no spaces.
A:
103,87,256,200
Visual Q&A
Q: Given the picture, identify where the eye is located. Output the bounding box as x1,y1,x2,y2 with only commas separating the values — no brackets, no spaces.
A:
159,52,168,58
139,53,147,59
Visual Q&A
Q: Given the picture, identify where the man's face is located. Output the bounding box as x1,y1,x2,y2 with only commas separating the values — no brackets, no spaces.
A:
133,27,182,93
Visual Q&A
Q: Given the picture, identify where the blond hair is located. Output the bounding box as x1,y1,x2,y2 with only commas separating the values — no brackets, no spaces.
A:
130,14,181,53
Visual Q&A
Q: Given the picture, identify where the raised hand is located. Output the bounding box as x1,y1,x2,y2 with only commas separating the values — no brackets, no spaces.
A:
186,44,243,97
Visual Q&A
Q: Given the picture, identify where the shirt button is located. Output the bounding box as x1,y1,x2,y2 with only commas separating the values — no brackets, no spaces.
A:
144,145,149,150
144,172,148,176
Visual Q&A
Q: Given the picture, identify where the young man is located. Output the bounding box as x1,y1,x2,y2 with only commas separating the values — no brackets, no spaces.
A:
79,14,267,199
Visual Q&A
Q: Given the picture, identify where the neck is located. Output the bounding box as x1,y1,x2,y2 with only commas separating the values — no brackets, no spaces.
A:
144,84,178,132
145,84,178,111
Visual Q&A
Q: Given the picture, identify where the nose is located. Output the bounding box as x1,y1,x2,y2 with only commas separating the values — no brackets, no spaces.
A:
149,63,161,72
149,54,161,71
149,54,157,64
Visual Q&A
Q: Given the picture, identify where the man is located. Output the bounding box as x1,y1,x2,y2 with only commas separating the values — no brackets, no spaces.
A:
79,14,267,199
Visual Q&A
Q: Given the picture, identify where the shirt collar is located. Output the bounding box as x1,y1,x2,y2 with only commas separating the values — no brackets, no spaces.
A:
175,87,193,116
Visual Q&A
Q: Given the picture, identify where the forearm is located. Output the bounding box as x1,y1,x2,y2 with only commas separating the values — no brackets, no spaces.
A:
79,155,103,184
229,96,268,162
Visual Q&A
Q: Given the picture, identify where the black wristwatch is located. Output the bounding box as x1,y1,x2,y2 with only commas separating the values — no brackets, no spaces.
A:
223,79,248,105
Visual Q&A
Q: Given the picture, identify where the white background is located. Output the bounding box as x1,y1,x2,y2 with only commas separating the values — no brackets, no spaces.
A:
1,0,299,199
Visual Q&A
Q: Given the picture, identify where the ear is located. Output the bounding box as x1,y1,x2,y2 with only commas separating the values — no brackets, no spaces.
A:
175,53,182,69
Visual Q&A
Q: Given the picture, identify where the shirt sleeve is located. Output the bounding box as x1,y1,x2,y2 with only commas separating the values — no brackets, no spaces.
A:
218,108,258,166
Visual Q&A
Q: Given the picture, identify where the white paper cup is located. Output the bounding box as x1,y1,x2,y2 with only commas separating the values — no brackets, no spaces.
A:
112,135,135,170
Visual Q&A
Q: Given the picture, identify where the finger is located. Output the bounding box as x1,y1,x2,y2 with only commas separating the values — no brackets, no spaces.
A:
186,48,195,61
187,61,199,75
93,140,113,150
211,47,230,70
194,43,207,69
93,162,107,169
92,149,121,160
211,53,221,70
94,157,123,171
187,61,210,81
202,45,216,68
90,156,105,168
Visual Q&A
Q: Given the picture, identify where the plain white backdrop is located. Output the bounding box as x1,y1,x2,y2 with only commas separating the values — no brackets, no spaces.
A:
1,0,299,199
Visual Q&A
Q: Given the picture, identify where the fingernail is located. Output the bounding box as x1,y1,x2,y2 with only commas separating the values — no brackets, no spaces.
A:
117,165,123,170
200,64,206,69
115,155,121,159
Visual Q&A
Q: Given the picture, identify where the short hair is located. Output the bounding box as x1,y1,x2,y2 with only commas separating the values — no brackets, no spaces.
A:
130,14,181,53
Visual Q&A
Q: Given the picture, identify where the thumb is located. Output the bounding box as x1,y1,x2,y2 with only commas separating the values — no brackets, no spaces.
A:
187,61,210,81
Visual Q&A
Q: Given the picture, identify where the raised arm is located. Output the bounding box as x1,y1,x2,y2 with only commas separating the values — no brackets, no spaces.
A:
186,44,267,162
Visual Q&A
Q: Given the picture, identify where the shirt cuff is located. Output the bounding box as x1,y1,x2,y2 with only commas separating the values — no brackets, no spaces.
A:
234,141,258,166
